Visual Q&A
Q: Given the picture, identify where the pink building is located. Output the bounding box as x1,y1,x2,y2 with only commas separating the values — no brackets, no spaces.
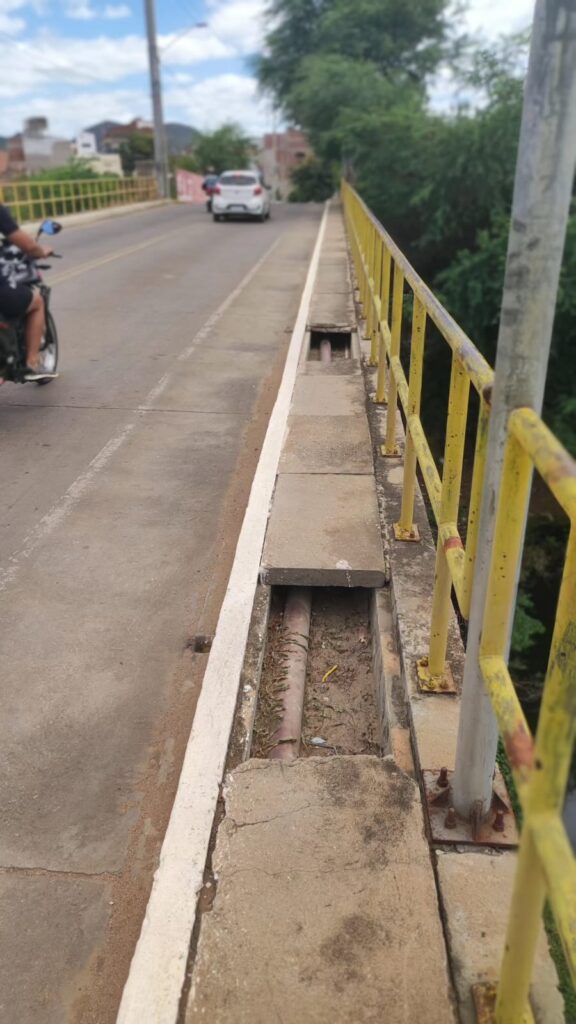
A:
258,129,312,199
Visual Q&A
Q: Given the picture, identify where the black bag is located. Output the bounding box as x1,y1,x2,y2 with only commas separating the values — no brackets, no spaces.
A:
0,318,19,377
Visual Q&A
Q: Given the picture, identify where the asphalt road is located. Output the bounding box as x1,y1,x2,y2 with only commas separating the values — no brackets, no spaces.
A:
0,201,322,1023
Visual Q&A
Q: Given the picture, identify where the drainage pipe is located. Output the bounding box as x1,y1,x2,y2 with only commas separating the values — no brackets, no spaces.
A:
320,338,332,364
269,587,312,760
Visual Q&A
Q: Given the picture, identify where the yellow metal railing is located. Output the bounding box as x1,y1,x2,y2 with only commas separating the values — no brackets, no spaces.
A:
342,180,576,1021
342,180,494,691
479,408,576,1022
0,176,158,224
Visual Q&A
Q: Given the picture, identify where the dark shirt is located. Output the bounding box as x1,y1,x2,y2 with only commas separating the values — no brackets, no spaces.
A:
0,204,18,239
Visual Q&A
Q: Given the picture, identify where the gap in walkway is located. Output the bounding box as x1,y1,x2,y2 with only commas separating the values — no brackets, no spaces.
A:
252,587,380,759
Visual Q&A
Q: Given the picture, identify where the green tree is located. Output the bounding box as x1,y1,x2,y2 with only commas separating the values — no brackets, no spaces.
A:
289,157,336,201
119,133,154,175
256,0,452,112
194,123,252,174
28,158,104,181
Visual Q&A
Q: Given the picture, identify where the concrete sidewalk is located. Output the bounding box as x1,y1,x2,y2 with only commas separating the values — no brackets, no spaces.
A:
186,757,456,1024
262,204,386,588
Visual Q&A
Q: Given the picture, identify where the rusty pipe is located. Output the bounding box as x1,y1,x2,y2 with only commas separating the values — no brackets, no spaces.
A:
269,587,312,760
320,338,332,364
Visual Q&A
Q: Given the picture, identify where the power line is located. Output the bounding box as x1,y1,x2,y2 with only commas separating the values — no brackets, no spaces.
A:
0,29,108,84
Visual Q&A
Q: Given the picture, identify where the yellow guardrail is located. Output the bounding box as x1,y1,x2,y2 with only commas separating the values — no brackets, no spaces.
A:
0,176,158,224
479,408,576,1022
342,180,494,692
342,180,576,1021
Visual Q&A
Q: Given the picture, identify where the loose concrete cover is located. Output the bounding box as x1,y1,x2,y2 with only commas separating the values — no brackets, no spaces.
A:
279,415,373,475
290,375,366,417
302,358,362,376
261,473,386,586
436,851,564,1023
186,757,456,1024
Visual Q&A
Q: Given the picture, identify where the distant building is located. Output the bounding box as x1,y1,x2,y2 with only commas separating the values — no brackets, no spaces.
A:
100,119,154,154
257,129,312,199
20,117,73,173
74,132,123,175
75,131,98,159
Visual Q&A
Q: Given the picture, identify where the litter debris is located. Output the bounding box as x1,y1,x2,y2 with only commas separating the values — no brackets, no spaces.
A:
310,737,328,746
321,664,338,685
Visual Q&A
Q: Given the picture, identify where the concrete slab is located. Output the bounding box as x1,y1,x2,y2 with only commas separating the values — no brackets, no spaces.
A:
303,358,362,375
261,473,386,586
186,757,456,1024
291,375,366,417
0,871,111,1024
309,293,355,330
436,851,564,1023
279,415,373,474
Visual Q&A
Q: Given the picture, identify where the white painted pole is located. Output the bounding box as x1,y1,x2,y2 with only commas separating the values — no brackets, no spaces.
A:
452,0,576,821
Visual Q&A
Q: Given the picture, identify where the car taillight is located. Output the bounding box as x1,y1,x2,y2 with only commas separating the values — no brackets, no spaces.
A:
213,185,221,194
253,185,263,195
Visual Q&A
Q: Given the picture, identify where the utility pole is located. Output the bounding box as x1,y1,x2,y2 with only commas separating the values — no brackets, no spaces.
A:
144,0,169,199
452,0,576,822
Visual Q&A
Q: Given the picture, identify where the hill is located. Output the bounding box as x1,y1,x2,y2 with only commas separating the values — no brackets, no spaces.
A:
165,123,201,154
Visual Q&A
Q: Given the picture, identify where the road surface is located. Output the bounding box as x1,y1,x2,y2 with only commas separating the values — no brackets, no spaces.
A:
0,202,322,1023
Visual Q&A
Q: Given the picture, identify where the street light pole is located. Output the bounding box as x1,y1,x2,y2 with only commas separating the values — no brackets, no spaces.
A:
452,0,576,822
144,0,169,199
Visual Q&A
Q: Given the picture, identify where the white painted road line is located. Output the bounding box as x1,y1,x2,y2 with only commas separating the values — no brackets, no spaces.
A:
0,235,282,594
116,204,329,1024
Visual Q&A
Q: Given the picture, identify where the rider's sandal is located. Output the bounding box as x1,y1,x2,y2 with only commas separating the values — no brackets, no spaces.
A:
24,366,59,381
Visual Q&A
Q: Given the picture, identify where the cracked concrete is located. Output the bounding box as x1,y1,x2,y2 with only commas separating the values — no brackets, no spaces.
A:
186,757,456,1024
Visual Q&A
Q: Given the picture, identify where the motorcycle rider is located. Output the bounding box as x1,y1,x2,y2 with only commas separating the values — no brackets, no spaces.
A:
201,167,219,211
0,203,57,381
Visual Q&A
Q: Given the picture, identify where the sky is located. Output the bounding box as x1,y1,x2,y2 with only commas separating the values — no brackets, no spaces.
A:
0,0,535,141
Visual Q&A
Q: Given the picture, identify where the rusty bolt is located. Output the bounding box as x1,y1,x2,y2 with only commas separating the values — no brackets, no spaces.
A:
437,767,449,789
493,810,505,833
444,806,457,829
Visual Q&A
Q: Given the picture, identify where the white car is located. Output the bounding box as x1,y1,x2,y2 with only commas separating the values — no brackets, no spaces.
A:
212,170,271,222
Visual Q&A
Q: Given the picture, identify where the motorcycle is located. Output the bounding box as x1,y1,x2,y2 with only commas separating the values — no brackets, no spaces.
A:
0,218,62,384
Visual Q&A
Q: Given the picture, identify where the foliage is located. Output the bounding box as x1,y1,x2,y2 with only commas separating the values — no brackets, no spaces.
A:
119,133,154,175
27,158,106,181
256,0,453,114
193,123,252,174
172,154,199,174
289,156,336,201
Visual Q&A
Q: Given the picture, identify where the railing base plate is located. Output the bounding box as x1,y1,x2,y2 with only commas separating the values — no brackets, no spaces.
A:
422,768,519,847
472,982,534,1024
416,656,457,693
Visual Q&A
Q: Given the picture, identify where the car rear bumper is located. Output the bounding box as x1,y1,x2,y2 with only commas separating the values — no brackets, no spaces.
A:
213,199,266,216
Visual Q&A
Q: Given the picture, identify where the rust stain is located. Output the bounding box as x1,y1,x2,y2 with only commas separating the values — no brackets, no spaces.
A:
444,536,464,552
543,456,576,488
504,723,535,772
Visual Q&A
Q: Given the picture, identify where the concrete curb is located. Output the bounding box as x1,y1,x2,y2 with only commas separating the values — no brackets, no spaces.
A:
20,199,171,235
116,203,329,1024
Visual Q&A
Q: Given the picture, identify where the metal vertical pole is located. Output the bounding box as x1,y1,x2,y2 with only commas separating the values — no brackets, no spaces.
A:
144,0,169,199
452,0,576,820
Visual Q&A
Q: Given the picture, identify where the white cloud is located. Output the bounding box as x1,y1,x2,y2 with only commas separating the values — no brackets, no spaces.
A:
463,0,533,37
208,0,266,54
165,73,269,135
65,0,97,19
0,87,149,138
104,3,131,17
0,12,25,31
0,73,271,140
0,0,30,33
